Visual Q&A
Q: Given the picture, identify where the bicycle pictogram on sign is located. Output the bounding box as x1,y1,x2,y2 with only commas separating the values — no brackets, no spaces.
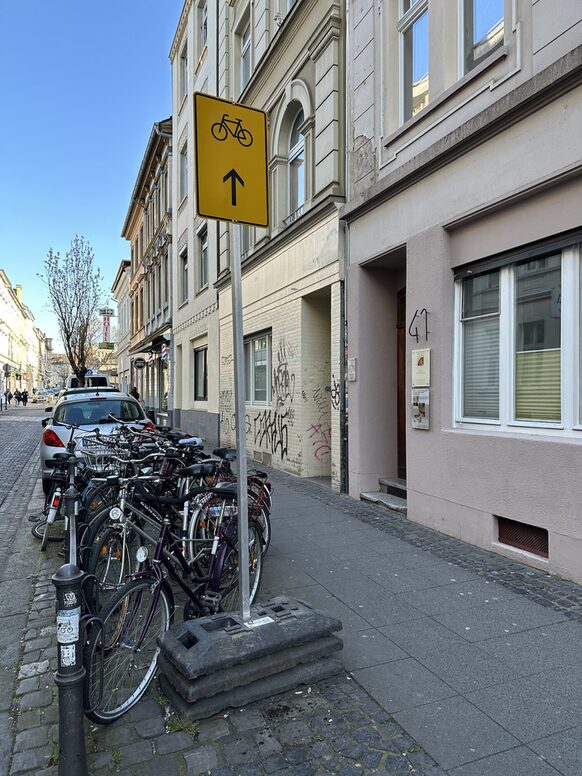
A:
211,114,254,147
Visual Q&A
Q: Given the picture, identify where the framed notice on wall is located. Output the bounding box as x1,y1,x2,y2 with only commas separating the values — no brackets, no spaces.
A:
412,348,430,387
412,388,430,430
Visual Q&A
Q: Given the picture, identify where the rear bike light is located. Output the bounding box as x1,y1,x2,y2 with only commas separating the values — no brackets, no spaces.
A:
143,420,156,432
51,493,61,509
42,428,65,448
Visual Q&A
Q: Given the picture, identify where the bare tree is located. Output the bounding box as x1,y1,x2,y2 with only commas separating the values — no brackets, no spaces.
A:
43,236,103,387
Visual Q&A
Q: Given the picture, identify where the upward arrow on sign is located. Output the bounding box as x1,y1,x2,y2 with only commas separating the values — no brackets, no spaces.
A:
223,169,244,206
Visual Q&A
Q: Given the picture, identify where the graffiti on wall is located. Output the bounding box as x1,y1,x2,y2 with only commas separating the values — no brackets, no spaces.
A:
330,374,341,411
273,341,296,409
253,408,290,460
219,335,338,465
307,422,331,461
307,385,332,460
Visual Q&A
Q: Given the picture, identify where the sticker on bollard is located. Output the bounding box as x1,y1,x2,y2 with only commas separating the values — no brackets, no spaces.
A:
57,607,80,644
60,645,76,667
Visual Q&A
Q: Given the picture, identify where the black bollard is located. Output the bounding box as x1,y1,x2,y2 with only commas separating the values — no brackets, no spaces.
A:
52,563,89,776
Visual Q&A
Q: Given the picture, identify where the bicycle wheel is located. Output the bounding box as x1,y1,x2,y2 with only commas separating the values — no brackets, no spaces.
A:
237,128,253,147
211,121,228,141
85,525,136,613
215,522,263,612
248,495,271,553
82,482,120,524
83,577,173,724
31,517,67,546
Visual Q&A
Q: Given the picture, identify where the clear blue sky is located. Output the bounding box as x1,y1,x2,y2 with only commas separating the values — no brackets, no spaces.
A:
0,0,184,345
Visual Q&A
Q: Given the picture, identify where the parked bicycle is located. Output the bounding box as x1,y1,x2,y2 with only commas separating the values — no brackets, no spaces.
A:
82,483,264,723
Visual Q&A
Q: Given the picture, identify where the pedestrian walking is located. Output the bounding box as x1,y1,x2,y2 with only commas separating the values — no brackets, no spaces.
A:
21,390,28,406
129,386,140,401
6,390,12,405
14,390,21,406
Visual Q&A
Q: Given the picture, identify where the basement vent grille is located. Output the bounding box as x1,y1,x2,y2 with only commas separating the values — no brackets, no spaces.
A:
497,515,548,558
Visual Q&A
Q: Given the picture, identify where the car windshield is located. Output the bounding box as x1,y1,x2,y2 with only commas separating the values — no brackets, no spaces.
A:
54,399,144,425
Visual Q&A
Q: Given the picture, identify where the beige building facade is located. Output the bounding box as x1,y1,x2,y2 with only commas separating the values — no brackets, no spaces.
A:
342,1,582,579
0,271,50,395
170,0,221,445
122,118,173,424
111,260,131,393
215,0,346,488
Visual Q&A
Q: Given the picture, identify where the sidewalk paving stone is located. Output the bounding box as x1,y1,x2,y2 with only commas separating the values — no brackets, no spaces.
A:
7,411,582,773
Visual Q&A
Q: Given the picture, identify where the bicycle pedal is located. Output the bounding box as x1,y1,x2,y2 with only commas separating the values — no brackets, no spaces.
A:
200,590,221,613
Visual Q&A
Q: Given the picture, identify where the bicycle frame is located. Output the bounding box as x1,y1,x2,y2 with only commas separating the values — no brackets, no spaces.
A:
122,511,238,652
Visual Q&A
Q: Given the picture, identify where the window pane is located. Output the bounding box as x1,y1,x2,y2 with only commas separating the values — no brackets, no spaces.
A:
180,146,188,200
465,0,504,71
463,317,499,419
515,256,561,421
194,349,207,400
289,111,304,148
403,10,429,121
462,271,499,317
244,342,250,401
241,25,251,89
290,151,305,211
253,337,267,402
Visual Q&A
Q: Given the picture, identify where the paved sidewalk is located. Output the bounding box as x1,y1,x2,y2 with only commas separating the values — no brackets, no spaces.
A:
6,451,582,774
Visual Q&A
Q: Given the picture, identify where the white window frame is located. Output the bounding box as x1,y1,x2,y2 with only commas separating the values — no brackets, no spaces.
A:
460,0,504,76
240,22,251,92
454,245,581,436
179,43,188,103
197,222,208,291
288,111,305,217
179,143,188,204
244,330,272,405
179,246,188,305
398,0,429,125
199,1,208,51
193,346,208,401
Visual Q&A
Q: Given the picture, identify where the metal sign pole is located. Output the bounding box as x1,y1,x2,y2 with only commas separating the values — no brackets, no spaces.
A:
230,222,251,622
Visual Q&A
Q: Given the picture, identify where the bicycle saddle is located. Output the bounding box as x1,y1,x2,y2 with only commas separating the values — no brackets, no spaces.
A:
178,461,218,477
212,447,237,460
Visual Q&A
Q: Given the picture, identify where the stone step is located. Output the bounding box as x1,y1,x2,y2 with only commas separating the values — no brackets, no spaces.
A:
379,477,407,499
360,491,408,514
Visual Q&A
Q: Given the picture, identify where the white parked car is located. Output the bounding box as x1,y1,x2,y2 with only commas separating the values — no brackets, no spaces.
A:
40,390,154,493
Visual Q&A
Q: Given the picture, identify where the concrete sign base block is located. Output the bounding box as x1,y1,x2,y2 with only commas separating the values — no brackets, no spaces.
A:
158,657,345,721
157,597,343,720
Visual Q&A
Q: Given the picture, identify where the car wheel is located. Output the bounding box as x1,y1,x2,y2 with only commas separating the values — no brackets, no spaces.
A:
42,479,52,495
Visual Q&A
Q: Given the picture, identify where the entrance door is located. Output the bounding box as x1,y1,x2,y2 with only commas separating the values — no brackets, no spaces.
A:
396,288,406,480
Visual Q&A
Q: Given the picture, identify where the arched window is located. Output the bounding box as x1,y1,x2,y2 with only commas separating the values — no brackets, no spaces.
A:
288,110,305,214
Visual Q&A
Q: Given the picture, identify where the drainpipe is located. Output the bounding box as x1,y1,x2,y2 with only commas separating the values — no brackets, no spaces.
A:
340,0,351,494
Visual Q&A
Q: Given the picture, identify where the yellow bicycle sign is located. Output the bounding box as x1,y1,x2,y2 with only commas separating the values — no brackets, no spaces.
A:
194,92,268,227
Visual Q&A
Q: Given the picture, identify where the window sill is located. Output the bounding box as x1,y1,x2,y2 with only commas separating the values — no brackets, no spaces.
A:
451,422,582,439
384,46,508,149
195,285,209,297
178,93,187,116
178,196,188,213
178,299,189,310
195,44,207,75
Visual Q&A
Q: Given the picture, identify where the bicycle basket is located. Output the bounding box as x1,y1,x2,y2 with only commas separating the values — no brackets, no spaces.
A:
76,437,126,473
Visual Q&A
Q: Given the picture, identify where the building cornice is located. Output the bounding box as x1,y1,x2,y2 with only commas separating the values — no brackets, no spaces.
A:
169,0,192,61
341,45,582,224
111,260,131,295
215,195,343,291
121,118,172,238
